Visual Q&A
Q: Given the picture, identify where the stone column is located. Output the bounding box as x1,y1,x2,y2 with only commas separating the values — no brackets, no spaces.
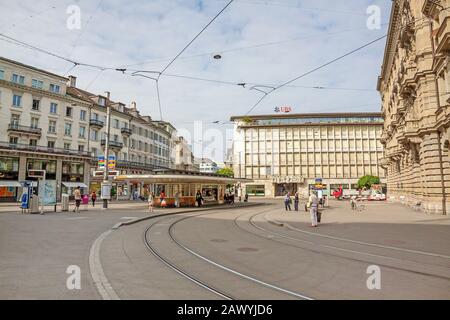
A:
56,159,63,202
18,155,27,181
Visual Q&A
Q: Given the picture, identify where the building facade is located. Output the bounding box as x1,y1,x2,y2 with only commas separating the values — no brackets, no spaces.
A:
174,136,198,171
199,158,219,174
0,57,92,201
231,113,385,197
377,0,450,214
0,56,186,202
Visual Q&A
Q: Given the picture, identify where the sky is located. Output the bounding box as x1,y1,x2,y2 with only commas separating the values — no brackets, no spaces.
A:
0,0,391,162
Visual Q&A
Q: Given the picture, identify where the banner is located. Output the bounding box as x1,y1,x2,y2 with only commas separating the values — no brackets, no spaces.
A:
108,155,116,170
98,156,106,169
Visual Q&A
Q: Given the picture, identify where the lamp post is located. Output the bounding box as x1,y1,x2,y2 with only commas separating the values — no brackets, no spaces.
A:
102,95,111,209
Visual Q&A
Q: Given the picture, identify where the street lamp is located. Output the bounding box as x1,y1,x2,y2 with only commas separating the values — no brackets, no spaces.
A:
102,94,112,209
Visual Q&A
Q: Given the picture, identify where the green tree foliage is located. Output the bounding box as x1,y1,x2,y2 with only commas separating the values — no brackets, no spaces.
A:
216,167,234,178
357,175,380,189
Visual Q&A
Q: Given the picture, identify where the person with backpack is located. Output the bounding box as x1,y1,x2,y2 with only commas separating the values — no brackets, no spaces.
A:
284,192,292,211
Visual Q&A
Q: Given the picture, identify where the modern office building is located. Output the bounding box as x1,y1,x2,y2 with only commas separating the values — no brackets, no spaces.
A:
231,113,386,197
0,56,194,202
377,0,450,214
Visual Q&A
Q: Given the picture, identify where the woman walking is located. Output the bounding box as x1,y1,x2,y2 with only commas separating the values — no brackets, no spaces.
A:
148,192,154,213
91,191,97,207
196,190,203,207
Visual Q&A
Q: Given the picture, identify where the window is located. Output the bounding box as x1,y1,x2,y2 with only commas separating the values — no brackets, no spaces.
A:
47,141,55,148
90,129,98,141
32,99,40,111
113,134,119,142
12,74,25,85
0,69,4,80
32,79,43,89
79,126,86,138
12,94,22,107
64,143,71,150
66,106,72,117
98,97,106,106
9,136,18,145
50,103,58,114
78,145,85,152
30,117,39,129
10,114,20,127
113,119,119,129
48,120,57,133
29,139,37,147
80,110,86,121
64,123,72,136
92,148,98,157
49,84,60,93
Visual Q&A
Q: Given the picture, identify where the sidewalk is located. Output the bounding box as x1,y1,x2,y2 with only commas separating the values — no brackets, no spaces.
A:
0,199,265,214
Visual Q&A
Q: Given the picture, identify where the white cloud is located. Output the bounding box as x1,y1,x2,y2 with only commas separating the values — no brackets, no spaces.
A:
0,0,391,160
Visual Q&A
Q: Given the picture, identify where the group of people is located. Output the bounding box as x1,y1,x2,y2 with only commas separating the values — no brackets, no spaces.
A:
283,191,326,227
224,193,235,204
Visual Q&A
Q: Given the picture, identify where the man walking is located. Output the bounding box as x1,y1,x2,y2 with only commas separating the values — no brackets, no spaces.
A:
294,192,299,211
284,192,292,211
73,186,81,213
309,191,319,227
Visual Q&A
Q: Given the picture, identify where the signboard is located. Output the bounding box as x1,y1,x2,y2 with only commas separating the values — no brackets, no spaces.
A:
271,175,304,184
274,106,293,113
108,155,116,170
38,180,57,206
93,170,119,178
28,170,46,179
101,182,112,200
98,156,106,169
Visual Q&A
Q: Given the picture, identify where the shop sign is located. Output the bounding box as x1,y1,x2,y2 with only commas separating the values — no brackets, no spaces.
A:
271,175,304,183
98,156,105,169
108,155,116,170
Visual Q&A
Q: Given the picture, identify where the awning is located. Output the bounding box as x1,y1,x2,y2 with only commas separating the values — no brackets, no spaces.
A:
62,182,88,188
0,181,22,187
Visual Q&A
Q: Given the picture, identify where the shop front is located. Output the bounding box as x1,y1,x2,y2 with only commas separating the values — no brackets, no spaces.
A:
0,156,20,202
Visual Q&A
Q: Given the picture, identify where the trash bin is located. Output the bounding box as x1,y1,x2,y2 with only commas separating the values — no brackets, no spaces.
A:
61,194,69,211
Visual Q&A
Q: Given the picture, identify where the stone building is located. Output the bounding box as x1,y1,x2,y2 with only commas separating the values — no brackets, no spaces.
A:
231,113,385,197
377,0,450,214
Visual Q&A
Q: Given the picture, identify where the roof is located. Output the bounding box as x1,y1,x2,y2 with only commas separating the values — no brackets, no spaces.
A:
0,56,68,81
230,112,382,121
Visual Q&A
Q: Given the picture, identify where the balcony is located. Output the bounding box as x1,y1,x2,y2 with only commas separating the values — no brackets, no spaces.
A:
101,139,123,150
121,127,132,136
89,119,104,129
8,124,42,137
0,141,91,158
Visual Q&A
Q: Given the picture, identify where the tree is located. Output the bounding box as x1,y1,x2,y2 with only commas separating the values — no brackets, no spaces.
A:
357,175,380,189
216,167,234,178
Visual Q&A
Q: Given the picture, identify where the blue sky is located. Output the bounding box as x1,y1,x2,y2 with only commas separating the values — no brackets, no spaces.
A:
0,0,391,160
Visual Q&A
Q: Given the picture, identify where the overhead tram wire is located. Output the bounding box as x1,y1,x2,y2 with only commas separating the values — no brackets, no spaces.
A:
132,0,235,121
244,34,388,115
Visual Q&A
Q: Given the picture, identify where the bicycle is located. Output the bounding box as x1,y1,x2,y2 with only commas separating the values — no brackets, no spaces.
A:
355,201,365,212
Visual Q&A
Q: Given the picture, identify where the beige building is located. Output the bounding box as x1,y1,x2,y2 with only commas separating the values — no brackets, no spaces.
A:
377,0,450,214
231,113,385,197
174,136,198,171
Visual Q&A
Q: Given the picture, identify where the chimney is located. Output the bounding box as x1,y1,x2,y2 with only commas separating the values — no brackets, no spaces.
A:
105,91,111,100
68,75,77,88
131,101,137,110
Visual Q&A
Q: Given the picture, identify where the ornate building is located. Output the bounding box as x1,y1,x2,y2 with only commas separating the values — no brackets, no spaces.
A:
377,0,450,214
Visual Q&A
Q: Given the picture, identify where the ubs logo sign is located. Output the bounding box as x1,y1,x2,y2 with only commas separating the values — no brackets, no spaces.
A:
274,106,292,113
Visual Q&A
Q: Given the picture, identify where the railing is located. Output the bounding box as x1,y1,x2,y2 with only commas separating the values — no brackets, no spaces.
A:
89,119,104,127
8,124,42,135
121,127,132,135
101,140,124,149
0,141,91,157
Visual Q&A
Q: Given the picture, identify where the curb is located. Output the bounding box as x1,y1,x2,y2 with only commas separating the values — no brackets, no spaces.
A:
116,202,268,229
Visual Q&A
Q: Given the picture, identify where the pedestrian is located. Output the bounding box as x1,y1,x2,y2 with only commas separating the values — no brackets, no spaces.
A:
350,195,357,210
160,190,166,208
91,191,97,207
224,193,229,204
148,192,154,213
196,190,203,207
73,186,81,213
244,193,249,202
294,192,299,211
174,191,180,208
284,192,292,211
308,191,319,227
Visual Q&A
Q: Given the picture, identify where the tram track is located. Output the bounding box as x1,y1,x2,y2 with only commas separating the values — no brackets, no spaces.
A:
143,207,314,300
231,210,450,282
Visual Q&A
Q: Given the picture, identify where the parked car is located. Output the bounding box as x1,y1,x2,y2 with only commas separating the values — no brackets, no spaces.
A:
369,193,386,201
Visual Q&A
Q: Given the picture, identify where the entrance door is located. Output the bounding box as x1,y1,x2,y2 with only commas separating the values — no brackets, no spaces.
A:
275,183,298,196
